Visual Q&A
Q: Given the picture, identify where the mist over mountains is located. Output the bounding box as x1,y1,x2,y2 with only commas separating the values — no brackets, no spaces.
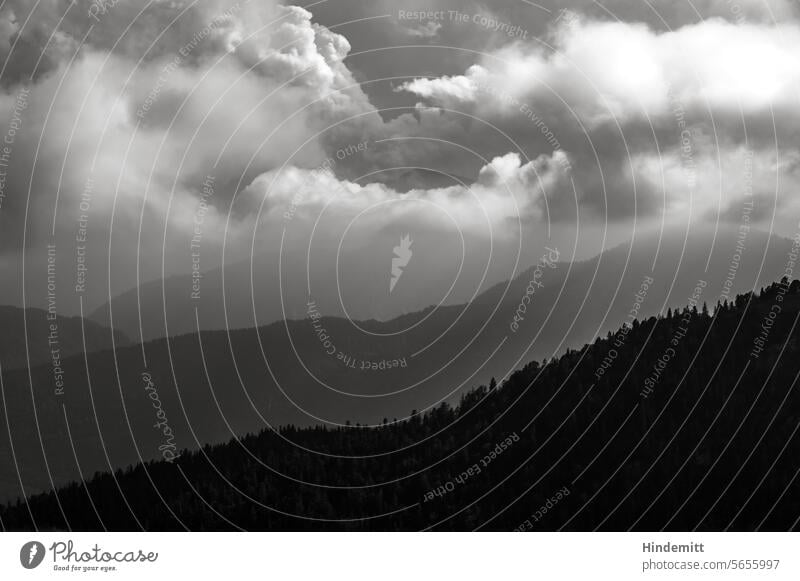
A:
0,225,794,505
0,306,130,372
90,225,791,344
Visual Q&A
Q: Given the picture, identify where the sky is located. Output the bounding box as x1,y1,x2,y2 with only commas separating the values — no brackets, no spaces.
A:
0,0,798,313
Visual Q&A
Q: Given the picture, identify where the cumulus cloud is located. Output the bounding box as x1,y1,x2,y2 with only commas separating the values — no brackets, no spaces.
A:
0,0,386,309
400,16,800,126
397,65,486,105
392,14,800,224
243,150,570,234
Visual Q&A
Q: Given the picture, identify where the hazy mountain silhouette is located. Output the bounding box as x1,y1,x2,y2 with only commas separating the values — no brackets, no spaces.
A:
88,227,501,342
0,226,795,506
91,225,791,345
2,278,799,530
0,306,131,372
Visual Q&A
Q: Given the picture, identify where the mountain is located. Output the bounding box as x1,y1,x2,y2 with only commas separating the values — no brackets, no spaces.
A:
0,306,131,372
2,278,799,530
87,226,503,342
0,227,795,506
90,225,793,345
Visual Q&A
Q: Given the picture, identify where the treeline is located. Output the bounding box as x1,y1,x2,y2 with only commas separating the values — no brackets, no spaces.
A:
3,280,800,531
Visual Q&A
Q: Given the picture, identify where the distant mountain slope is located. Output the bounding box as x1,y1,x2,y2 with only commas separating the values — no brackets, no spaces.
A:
0,306,131,371
2,279,799,530
88,226,501,342
90,225,793,345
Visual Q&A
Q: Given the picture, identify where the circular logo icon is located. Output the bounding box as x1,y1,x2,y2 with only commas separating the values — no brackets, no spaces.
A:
19,541,45,569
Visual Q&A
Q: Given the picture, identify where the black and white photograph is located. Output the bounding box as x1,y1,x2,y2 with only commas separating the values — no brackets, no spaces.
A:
0,0,798,577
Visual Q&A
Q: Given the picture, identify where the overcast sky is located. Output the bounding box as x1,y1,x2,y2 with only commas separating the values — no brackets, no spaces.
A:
0,0,798,312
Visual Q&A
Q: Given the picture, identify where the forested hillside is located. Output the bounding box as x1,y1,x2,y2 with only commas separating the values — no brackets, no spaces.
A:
3,280,799,531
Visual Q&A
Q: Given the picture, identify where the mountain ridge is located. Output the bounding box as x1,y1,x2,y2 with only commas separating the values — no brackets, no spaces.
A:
2,277,799,530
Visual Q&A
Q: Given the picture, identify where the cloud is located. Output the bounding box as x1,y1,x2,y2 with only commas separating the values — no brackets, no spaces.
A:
400,16,800,127
397,65,487,105
389,15,800,223
0,0,389,309
244,150,570,234
404,21,442,38
0,0,798,313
